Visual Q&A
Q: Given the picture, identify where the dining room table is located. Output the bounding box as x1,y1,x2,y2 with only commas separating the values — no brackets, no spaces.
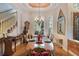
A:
27,36,55,56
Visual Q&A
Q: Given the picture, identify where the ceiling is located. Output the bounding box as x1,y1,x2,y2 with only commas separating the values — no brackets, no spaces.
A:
29,3,50,8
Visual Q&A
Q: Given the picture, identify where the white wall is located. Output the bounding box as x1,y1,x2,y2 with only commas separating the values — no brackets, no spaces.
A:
52,3,69,51
10,4,30,35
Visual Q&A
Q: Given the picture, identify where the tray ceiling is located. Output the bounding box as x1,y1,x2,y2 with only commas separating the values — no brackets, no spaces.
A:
29,3,50,8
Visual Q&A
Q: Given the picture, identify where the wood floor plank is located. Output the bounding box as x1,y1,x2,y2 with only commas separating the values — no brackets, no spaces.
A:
12,43,72,56
68,40,79,55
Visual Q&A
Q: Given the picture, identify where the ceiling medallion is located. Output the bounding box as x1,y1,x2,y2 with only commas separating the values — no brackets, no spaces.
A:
29,3,50,8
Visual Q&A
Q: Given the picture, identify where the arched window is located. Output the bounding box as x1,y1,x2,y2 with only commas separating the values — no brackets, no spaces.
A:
34,16,44,35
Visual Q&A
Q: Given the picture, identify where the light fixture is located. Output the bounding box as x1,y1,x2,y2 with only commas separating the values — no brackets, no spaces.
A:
35,3,44,21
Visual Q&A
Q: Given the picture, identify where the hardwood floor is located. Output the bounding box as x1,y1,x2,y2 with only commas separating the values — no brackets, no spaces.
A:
12,43,72,56
54,44,72,56
68,40,79,55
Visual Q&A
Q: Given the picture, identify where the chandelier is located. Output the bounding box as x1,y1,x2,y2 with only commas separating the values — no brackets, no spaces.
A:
34,3,44,21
